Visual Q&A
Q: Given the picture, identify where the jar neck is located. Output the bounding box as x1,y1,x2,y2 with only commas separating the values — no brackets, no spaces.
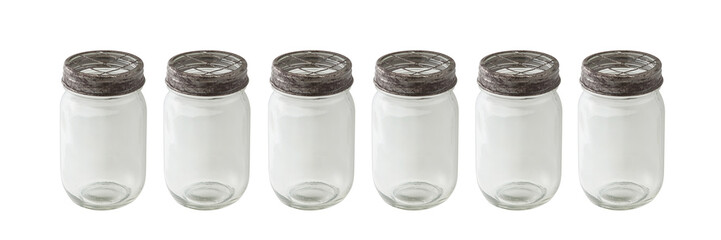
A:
583,88,660,100
274,89,350,100
481,88,557,100
66,88,142,100
169,88,244,100
377,88,454,100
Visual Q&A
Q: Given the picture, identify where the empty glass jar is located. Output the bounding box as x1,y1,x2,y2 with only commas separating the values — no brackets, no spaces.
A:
578,50,664,210
268,50,355,210
372,50,458,210
60,50,147,210
164,50,251,210
476,50,562,210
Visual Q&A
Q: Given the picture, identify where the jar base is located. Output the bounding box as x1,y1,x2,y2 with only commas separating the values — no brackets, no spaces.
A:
275,182,342,210
67,181,134,210
172,181,237,210
483,182,549,210
586,182,652,210
380,182,446,210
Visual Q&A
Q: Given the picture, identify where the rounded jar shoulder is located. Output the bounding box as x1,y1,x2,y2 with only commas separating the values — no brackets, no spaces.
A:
579,90,663,108
373,90,458,106
476,90,561,117
269,90,354,108
61,90,146,115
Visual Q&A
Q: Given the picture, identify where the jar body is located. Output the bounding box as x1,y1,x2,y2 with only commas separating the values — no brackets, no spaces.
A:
578,90,664,210
164,90,250,210
372,90,458,210
476,90,562,210
268,90,355,210
60,90,147,210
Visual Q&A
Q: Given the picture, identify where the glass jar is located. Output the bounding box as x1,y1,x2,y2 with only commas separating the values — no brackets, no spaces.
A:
578,50,664,210
164,50,251,210
60,50,147,210
372,50,458,210
268,50,355,210
476,50,562,210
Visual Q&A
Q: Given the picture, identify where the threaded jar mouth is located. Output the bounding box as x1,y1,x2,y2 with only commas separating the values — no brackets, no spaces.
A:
166,50,248,97
374,50,457,96
270,50,353,97
478,50,560,96
581,50,663,96
62,50,145,96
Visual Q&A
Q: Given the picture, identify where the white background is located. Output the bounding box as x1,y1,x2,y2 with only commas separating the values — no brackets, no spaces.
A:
0,0,718,239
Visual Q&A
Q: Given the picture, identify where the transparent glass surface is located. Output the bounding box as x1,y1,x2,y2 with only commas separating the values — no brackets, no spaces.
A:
578,90,664,210
372,90,458,210
476,90,562,210
268,90,354,210
164,90,250,210
60,90,147,210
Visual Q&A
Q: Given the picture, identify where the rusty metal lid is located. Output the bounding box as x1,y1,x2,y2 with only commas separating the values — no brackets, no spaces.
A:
270,50,353,96
374,50,457,96
581,50,663,96
478,50,560,96
62,50,145,96
166,50,248,96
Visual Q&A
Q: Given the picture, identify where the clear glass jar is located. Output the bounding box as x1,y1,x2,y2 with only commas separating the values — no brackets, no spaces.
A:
578,50,664,210
372,50,458,210
475,51,562,210
268,50,355,210
60,50,147,210
164,51,250,210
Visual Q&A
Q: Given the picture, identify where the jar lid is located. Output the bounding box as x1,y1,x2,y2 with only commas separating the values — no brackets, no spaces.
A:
581,50,663,96
374,50,457,96
478,50,560,96
62,50,145,96
166,50,249,96
270,50,353,96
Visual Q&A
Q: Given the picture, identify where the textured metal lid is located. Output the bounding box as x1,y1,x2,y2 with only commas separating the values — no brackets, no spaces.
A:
270,50,353,96
62,50,145,96
374,50,456,96
581,50,663,96
166,50,248,96
478,50,560,96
